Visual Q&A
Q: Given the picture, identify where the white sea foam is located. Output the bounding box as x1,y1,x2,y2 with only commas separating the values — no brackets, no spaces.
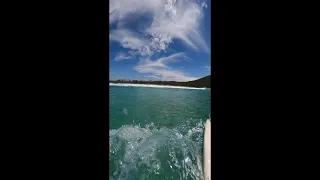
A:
109,121,205,180
109,83,208,90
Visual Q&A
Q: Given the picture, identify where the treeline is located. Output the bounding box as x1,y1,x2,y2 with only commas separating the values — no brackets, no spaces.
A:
110,75,211,88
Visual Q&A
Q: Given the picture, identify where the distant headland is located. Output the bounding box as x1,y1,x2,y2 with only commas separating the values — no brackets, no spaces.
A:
110,75,211,88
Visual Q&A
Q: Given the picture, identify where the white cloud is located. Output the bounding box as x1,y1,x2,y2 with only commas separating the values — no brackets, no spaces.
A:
205,66,210,71
134,52,198,82
114,52,133,61
110,29,149,54
109,0,209,56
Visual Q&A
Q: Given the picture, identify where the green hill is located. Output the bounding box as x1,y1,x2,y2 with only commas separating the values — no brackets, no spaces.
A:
110,75,211,88
185,75,211,88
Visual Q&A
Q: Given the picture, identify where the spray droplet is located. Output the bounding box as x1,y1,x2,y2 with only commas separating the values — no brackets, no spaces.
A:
123,108,128,115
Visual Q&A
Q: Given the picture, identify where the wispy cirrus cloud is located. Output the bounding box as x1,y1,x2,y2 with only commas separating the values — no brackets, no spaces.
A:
134,52,198,82
110,29,152,56
114,52,134,61
109,0,209,57
110,0,209,81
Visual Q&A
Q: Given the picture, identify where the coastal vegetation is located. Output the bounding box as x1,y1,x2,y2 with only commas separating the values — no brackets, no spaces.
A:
110,75,211,88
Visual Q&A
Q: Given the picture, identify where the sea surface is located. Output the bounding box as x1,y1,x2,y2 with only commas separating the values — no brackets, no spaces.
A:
109,84,211,180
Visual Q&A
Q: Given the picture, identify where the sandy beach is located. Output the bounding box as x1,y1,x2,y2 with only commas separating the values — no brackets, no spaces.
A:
109,83,208,90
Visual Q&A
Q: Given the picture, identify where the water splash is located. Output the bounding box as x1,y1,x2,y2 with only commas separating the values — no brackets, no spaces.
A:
110,120,205,180
123,108,128,115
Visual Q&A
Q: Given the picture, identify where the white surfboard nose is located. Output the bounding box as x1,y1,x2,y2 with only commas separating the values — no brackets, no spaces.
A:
204,119,211,180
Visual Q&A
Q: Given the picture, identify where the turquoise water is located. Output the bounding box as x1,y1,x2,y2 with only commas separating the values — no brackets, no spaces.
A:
109,85,211,180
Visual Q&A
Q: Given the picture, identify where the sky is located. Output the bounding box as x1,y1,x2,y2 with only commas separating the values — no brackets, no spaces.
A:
109,0,211,82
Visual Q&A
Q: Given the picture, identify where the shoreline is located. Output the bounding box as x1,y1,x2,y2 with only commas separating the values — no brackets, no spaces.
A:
109,83,209,90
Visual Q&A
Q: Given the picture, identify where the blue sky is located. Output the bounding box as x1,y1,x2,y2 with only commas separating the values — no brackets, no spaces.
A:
110,0,210,82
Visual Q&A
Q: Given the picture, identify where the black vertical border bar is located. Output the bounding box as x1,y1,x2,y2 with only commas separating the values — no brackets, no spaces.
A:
105,0,111,178
211,0,234,179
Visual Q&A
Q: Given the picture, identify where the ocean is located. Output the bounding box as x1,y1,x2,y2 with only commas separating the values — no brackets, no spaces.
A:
109,84,211,180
